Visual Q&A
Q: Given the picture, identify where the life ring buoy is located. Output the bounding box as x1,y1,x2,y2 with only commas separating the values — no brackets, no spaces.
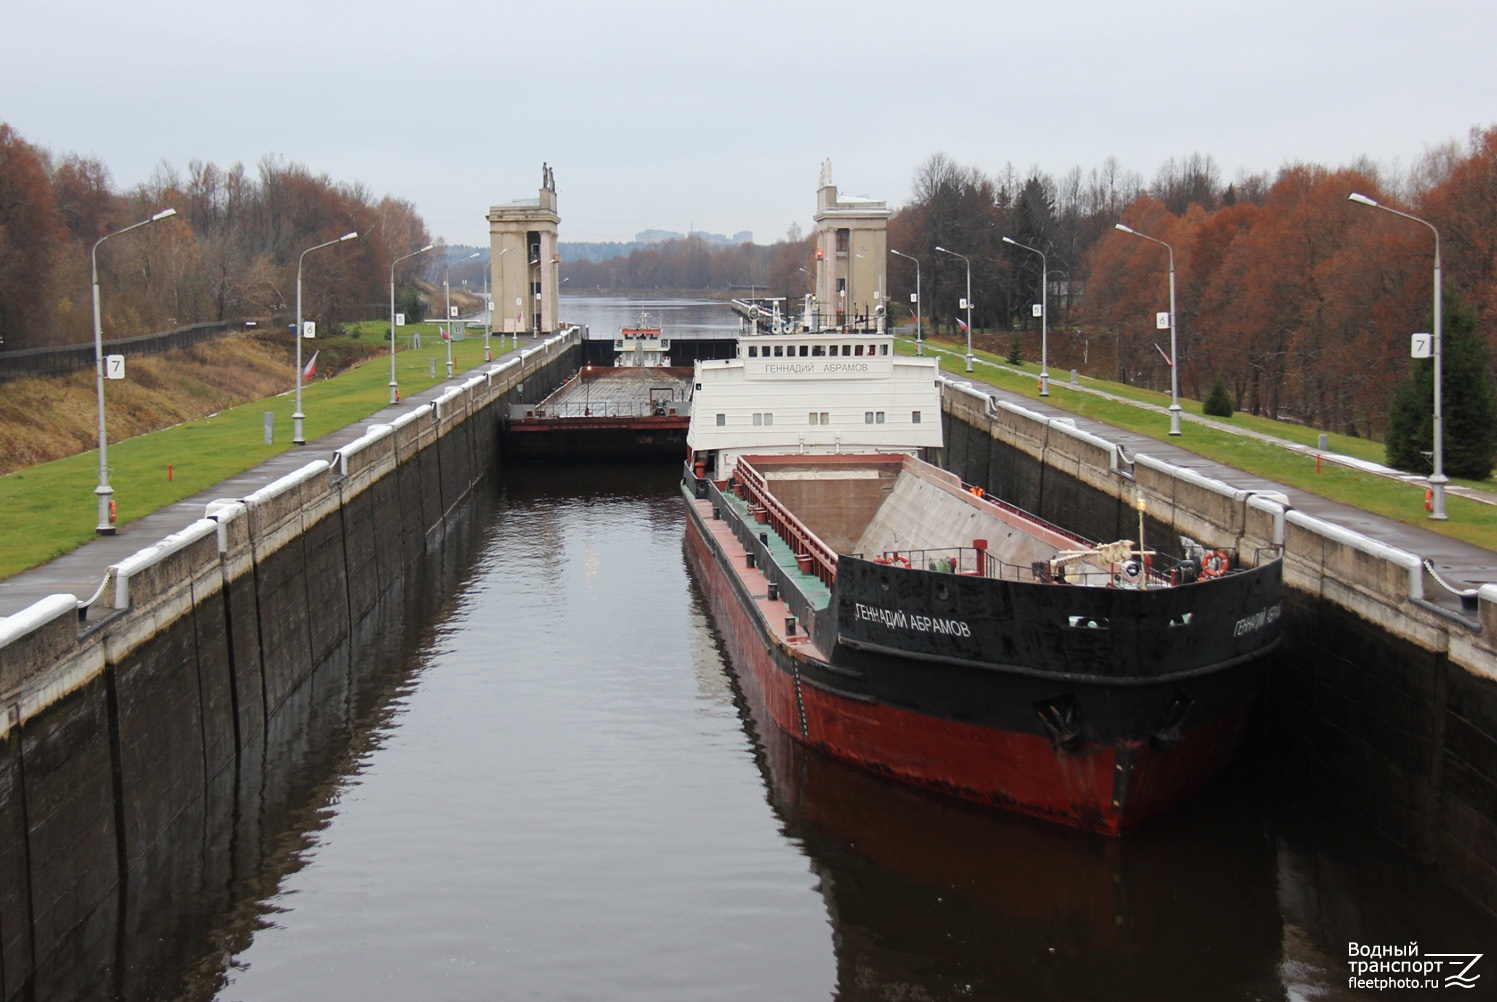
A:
1425,487,1434,512
1200,550,1230,578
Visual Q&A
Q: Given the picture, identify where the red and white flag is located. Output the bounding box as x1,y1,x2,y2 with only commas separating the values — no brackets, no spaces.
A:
955,316,969,332
303,351,319,381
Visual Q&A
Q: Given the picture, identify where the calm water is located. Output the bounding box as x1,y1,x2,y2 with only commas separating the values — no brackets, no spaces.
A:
156,298,1497,1001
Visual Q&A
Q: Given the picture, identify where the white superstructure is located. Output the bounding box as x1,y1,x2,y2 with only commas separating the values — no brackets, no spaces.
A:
688,330,943,480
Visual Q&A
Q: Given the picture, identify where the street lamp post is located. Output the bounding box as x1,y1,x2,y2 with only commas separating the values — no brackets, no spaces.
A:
1003,236,1049,395
90,207,177,534
482,256,494,362
934,245,973,372
389,243,434,404
493,246,512,349
1349,191,1447,519
444,251,480,378
890,248,922,355
294,231,358,444
1114,223,1182,435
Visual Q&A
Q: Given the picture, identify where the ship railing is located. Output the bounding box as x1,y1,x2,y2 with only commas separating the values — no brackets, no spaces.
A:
878,546,1236,588
729,460,839,590
509,400,689,420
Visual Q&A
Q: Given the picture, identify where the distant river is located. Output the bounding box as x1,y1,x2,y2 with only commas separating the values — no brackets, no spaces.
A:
154,297,1497,1002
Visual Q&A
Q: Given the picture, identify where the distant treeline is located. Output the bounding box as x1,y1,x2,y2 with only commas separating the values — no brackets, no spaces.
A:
561,229,755,263
0,124,435,351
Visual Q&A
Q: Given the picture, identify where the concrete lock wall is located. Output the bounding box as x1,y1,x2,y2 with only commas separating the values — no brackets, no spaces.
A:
0,333,579,1002
939,381,1497,915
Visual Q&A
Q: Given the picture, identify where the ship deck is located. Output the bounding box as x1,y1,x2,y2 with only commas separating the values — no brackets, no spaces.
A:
687,493,830,661
711,485,834,610
523,366,692,419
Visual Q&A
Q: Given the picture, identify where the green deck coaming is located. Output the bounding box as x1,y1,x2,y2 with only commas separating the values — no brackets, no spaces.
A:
718,485,833,610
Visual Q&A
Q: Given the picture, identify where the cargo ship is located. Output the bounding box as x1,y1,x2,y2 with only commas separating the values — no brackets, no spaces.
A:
681,308,1283,834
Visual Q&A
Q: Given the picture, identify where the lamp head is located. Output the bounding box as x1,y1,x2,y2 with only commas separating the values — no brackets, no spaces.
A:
1347,192,1379,207
1114,223,1135,234
340,231,358,242
151,208,177,222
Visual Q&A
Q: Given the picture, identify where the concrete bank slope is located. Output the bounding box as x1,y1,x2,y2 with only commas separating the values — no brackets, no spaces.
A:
939,377,1497,916
0,332,578,1001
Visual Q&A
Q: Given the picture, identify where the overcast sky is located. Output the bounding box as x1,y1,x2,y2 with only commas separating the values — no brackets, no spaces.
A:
6,0,1493,247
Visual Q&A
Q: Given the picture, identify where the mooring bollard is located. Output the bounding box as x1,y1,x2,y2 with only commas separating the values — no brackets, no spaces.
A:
264,412,274,445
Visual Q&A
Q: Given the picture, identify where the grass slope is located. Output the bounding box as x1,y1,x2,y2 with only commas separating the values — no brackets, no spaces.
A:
0,323,506,579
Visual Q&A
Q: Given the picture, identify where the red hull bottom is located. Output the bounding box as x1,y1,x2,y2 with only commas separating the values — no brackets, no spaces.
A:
686,509,1255,836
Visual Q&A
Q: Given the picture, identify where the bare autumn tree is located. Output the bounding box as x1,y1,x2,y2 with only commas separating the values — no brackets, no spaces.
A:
1420,126,1497,333
52,154,117,244
908,153,1003,332
1152,153,1223,215
0,125,66,349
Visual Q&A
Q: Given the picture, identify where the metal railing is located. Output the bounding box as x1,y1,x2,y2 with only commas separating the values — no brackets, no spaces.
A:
874,544,1246,588
0,321,249,382
511,400,690,420
728,460,840,590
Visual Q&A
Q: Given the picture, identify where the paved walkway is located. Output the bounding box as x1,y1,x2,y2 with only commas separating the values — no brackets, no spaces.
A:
4,335,1495,622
